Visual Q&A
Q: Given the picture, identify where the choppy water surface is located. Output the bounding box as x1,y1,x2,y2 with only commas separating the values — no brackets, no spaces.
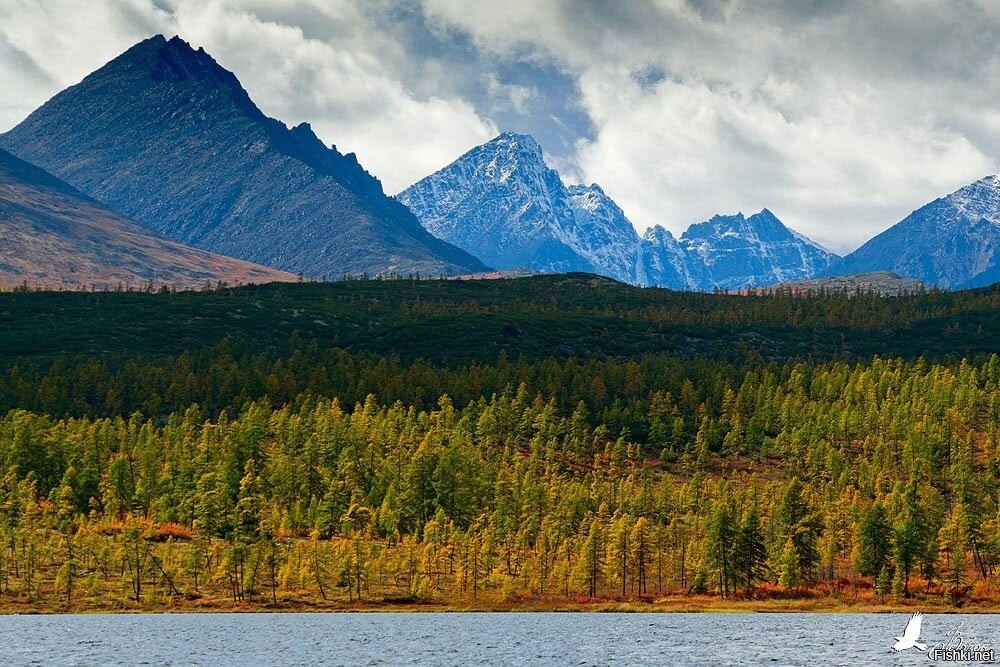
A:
0,612,995,666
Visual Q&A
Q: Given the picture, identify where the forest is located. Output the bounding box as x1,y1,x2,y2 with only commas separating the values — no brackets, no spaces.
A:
0,276,998,610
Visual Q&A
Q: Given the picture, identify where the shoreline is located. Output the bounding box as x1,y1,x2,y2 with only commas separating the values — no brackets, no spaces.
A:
2,596,998,615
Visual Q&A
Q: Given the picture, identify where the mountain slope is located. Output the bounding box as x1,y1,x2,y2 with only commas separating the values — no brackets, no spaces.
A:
398,132,633,279
639,226,703,289
0,148,295,289
828,175,1000,289
400,132,836,291
680,210,838,290
0,35,485,278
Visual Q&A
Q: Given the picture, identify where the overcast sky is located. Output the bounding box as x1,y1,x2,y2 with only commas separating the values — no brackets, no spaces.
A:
2,0,999,253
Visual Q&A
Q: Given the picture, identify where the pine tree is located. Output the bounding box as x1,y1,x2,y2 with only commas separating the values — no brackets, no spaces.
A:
733,507,768,595
858,502,893,578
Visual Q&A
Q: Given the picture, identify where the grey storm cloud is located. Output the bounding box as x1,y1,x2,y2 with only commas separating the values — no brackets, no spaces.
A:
1,0,998,253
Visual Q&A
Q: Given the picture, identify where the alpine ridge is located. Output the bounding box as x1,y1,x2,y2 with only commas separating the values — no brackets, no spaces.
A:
827,175,1000,289
0,35,487,279
398,132,837,290
680,210,837,290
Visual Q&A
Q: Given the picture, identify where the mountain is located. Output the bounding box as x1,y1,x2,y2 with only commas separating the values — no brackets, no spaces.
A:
0,35,485,278
565,183,651,285
0,148,294,289
828,175,1000,289
680,210,838,290
397,132,639,282
400,132,836,290
638,226,701,289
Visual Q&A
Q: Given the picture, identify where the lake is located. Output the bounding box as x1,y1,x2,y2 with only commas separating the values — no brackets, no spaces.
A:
0,612,995,666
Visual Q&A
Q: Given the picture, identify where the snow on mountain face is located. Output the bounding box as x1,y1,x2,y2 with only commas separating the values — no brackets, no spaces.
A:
680,210,838,290
399,132,835,290
565,184,648,284
639,226,702,289
398,132,646,282
827,175,1000,289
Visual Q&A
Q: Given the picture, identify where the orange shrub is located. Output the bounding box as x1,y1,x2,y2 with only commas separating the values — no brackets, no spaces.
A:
148,522,194,541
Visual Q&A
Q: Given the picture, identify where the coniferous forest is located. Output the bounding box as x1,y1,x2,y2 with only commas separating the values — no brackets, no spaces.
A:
1,275,1000,610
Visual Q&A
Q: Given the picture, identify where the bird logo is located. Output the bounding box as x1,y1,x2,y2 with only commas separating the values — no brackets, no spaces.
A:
892,612,927,652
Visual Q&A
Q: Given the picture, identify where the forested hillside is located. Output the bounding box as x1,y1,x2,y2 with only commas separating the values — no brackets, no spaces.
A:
0,276,998,610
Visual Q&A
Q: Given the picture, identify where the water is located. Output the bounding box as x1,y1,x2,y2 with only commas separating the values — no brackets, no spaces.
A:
0,612,995,666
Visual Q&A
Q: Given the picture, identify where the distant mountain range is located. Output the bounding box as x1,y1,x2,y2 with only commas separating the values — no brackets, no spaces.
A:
3,34,1000,292
0,35,485,279
0,147,293,289
398,133,838,290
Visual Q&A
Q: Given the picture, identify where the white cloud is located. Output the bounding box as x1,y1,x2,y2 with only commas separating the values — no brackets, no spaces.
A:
0,0,170,129
484,72,537,114
0,0,497,193
422,0,1000,253
2,0,999,251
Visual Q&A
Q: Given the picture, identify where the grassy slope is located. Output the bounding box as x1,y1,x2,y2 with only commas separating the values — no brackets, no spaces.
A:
0,148,296,289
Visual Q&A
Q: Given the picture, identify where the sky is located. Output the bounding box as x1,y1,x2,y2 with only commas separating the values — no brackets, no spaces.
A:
2,0,999,254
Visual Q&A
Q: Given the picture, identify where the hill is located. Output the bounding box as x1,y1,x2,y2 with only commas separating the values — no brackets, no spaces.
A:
1,273,998,370
747,271,925,296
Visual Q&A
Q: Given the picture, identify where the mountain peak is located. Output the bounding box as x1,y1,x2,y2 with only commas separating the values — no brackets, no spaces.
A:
0,35,485,278
680,209,837,289
642,225,677,242
108,34,236,87
567,183,606,197
494,131,539,146
827,173,1000,288
941,174,1000,223
399,133,643,283
487,132,544,162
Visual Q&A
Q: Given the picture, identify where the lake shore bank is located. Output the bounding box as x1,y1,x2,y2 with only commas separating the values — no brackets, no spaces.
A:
2,593,997,614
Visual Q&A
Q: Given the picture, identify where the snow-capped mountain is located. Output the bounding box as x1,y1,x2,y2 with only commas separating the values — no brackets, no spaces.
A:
397,132,640,282
638,226,701,290
827,175,1000,289
565,183,651,285
398,132,836,290
681,210,838,290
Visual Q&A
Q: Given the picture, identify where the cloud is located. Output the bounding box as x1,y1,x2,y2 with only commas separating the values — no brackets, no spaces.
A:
2,1,999,251
422,0,1000,252
485,72,537,114
0,0,170,129
162,0,498,192
0,0,498,193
